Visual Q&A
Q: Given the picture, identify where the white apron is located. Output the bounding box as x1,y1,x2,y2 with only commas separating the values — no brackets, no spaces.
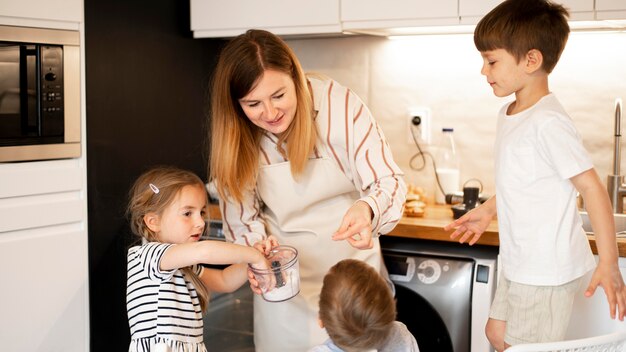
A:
254,147,385,351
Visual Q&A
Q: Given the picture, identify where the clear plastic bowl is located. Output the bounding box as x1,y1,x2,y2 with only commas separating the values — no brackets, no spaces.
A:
250,245,300,302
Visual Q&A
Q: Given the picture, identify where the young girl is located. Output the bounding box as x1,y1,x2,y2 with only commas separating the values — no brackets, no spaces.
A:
125,166,274,352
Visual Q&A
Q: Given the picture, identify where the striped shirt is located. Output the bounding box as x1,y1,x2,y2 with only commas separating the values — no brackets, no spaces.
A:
220,76,407,246
127,242,207,352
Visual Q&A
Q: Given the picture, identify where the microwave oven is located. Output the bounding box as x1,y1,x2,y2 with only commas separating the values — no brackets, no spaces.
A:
0,25,81,162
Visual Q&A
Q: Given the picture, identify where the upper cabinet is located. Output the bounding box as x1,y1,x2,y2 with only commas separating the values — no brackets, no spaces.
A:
190,1,626,38
0,0,82,25
341,0,458,32
190,0,341,38
596,0,626,20
460,0,594,24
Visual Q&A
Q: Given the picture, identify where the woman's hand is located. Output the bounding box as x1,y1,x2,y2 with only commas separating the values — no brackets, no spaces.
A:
253,235,279,256
332,201,374,249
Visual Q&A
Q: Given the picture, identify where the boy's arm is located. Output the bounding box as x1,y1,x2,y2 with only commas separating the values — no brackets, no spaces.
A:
572,168,626,320
443,195,497,245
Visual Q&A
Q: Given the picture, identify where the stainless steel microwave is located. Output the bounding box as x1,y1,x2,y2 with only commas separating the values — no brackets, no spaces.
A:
0,25,80,162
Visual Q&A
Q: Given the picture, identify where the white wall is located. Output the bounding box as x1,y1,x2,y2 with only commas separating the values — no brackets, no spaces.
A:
287,32,626,201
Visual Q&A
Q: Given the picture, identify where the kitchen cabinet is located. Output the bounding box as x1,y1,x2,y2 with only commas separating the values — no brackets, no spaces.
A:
0,0,88,350
0,0,82,29
460,0,594,24
341,0,459,32
0,159,88,351
596,0,626,20
190,0,341,38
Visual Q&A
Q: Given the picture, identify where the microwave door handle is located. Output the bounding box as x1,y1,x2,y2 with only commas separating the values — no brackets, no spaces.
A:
19,45,41,136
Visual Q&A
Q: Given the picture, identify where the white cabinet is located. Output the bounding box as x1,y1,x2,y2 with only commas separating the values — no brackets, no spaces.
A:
341,0,459,33
190,0,341,38
0,0,82,28
0,159,89,352
596,0,626,20
460,0,594,24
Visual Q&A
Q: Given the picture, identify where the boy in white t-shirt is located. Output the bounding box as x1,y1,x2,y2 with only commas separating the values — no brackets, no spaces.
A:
444,0,626,351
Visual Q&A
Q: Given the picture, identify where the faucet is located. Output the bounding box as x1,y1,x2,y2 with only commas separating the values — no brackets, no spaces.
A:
608,98,626,214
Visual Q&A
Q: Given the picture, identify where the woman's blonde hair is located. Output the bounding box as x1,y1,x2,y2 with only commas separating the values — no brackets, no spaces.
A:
126,166,210,311
208,29,317,202
319,259,397,351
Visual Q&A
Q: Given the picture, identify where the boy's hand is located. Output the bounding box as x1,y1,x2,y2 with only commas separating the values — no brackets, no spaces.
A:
585,261,626,321
444,203,494,246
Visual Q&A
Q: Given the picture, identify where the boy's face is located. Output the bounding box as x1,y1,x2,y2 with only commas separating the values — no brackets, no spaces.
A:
479,49,528,98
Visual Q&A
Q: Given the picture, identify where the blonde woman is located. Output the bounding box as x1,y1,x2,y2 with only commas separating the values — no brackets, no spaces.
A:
209,29,407,351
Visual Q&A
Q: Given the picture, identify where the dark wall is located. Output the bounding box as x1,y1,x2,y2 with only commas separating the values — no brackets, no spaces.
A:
85,1,224,350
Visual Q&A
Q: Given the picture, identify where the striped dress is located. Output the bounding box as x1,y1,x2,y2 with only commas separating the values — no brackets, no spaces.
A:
127,242,207,352
220,76,407,246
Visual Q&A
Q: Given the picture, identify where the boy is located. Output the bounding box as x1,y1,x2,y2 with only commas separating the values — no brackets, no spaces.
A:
444,0,626,350
309,259,419,352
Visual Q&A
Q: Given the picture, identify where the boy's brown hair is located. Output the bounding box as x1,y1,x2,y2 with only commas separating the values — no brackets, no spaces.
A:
318,259,396,351
474,0,570,73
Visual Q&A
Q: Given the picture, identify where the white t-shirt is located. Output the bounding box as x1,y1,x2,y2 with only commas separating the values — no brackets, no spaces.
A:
494,93,596,286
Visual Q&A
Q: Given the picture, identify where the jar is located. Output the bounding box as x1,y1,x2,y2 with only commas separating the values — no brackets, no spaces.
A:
249,245,300,302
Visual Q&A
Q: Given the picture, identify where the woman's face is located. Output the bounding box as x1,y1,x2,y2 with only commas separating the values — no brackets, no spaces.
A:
238,69,297,135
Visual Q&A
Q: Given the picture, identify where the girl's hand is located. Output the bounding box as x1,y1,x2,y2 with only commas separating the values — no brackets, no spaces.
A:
332,201,374,250
247,267,264,295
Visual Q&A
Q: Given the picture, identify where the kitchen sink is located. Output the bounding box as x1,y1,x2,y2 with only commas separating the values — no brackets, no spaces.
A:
579,211,626,238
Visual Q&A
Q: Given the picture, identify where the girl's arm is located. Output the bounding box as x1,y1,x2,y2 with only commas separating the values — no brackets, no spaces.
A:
159,240,268,272
199,264,249,293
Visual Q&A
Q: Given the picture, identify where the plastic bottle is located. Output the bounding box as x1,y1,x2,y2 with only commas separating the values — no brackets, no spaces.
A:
434,128,460,204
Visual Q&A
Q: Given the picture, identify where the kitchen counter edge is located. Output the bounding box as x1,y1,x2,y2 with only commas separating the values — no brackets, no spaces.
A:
208,204,626,257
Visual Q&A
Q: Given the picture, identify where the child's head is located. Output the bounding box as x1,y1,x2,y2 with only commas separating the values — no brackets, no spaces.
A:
318,259,396,351
127,166,208,243
474,0,570,74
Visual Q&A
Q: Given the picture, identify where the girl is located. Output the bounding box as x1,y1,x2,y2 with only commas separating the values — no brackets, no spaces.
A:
125,166,274,352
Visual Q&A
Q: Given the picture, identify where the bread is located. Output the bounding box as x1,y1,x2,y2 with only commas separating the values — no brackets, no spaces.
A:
404,184,427,217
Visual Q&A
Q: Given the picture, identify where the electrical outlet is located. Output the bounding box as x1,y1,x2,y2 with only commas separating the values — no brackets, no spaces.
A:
407,107,431,145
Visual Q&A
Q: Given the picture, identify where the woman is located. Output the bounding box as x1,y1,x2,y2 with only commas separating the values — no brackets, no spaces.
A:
208,29,406,351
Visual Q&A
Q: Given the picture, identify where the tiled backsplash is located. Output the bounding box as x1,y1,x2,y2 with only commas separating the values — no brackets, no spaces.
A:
287,32,626,201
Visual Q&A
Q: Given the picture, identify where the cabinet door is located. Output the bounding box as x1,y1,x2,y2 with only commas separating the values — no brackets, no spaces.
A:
190,0,341,38
460,0,593,24
341,0,459,30
0,0,82,23
596,0,626,20
561,0,594,20
596,0,626,11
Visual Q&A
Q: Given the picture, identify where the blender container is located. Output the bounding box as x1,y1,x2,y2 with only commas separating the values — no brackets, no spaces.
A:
250,245,300,302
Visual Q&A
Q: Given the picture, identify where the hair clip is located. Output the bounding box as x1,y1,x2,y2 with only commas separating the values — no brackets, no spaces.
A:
149,183,160,194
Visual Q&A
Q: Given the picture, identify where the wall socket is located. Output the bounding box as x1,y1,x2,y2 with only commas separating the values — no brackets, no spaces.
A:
407,107,431,145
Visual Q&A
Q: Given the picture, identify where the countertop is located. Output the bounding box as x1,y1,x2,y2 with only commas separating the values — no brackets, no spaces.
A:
208,204,626,256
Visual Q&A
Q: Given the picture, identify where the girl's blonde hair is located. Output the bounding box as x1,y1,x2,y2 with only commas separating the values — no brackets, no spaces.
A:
319,259,396,351
208,29,317,202
126,166,210,311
